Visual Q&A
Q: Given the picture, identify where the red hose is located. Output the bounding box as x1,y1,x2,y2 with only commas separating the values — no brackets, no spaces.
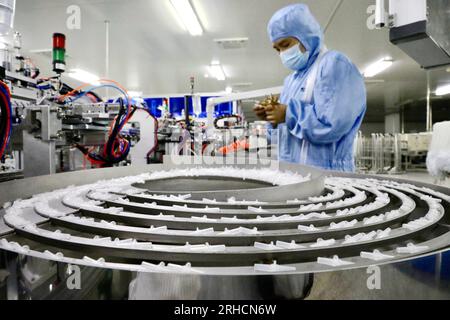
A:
0,82,12,159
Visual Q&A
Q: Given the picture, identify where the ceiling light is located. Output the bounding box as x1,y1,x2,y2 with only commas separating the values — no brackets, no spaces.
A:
209,62,226,81
128,91,143,98
363,58,393,78
225,86,233,94
435,84,450,96
67,69,100,85
169,0,203,36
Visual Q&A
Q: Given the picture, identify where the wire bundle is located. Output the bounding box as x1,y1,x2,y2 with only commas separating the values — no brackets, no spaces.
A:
60,79,134,167
0,81,12,160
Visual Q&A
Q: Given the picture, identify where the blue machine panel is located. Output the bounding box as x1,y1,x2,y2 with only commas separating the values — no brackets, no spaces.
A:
170,97,193,118
144,98,164,118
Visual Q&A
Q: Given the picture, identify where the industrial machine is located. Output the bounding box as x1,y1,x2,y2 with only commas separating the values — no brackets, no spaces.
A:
0,158,449,300
0,27,159,180
388,0,450,69
355,132,434,174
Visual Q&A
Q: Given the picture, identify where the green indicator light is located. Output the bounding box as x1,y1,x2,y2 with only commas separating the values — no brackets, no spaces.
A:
53,48,66,62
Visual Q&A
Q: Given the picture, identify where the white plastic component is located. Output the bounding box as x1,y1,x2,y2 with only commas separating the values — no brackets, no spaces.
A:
174,194,192,200
101,220,117,227
402,218,429,231
273,215,298,222
385,210,402,220
219,227,261,236
141,262,168,272
227,197,265,205
158,213,175,219
248,206,268,213
299,212,331,221
298,203,323,212
360,250,395,261
191,215,217,222
44,250,65,261
254,261,296,273
149,226,168,233
114,238,137,245
254,241,279,251
143,202,158,208
220,216,240,222
336,208,360,217
298,224,321,232
343,231,377,244
364,215,385,225
115,197,132,204
190,228,215,235
317,256,354,267
83,256,106,266
396,243,430,254
287,199,307,205
376,228,392,239
375,195,390,205
227,197,237,204
52,230,72,241
93,236,113,244
311,238,336,248
166,263,202,274
173,204,195,211
202,198,217,204
187,243,226,253
275,240,305,250
255,215,275,222
0,239,31,255
425,209,441,222
200,206,221,213
122,188,144,195
145,167,310,187
328,219,358,230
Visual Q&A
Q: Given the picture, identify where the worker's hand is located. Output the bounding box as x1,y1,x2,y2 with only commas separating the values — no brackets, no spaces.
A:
266,104,287,127
253,104,267,121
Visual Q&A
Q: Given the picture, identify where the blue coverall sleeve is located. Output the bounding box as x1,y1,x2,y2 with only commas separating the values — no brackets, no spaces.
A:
285,53,366,145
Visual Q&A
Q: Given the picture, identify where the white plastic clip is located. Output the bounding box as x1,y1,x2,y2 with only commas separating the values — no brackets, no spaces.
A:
141,262,168,272
396,243,429,254
83,256,106,266
317,255,354,267
190,228,215,235
311,238,336,248
298,224,321,232
254,261,296,273
248,206,268,213
219,227,261,236
254,242,279,251
360,250,394,261
275,241,305,250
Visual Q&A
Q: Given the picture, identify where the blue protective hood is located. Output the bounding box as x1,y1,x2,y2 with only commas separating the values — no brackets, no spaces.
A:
268,3,324,70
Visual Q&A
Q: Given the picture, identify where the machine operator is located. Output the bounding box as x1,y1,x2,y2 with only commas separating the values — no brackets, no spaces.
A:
254,3,367,172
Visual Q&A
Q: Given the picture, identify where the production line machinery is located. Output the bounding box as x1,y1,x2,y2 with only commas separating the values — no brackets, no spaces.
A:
0,157,449,300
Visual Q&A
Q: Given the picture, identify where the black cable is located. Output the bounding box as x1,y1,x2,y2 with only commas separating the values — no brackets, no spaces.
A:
77,99,136,166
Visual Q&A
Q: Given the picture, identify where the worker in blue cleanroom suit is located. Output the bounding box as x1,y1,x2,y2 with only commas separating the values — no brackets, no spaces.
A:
254,3,367,172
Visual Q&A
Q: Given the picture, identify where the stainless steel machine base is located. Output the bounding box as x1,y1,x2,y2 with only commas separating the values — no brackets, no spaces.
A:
0,158,449,300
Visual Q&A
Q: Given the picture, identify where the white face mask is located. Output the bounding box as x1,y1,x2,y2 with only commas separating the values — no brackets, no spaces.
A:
280,45,310,71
